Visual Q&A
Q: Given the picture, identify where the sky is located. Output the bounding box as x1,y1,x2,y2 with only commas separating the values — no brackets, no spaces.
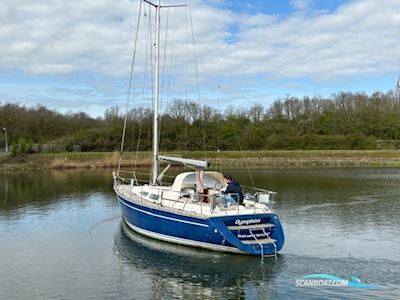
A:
1,0,400,117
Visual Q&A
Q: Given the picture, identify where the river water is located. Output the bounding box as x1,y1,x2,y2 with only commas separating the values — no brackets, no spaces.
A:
0,168,399,299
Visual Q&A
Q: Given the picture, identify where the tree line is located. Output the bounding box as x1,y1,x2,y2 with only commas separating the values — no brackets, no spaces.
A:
1,90,400,152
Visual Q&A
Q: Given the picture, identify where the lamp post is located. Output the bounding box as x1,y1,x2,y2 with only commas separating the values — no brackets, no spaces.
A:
2,128,8,153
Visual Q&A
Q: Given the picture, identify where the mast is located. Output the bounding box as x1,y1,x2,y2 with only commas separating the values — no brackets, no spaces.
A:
151,0,161,185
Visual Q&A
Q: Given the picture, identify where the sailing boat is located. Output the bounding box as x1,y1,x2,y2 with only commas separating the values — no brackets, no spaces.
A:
113,0,284,257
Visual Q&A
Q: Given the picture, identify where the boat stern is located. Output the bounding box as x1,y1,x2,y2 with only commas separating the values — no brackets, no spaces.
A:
208,213,284,256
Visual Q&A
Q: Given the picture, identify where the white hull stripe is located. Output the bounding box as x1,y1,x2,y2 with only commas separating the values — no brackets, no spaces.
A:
119,197,208,228
123,217,244,254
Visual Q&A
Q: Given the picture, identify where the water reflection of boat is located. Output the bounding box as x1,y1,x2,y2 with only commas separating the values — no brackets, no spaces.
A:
113,220,279,299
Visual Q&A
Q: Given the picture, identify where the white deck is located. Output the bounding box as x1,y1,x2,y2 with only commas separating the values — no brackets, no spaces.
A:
115,184,271,218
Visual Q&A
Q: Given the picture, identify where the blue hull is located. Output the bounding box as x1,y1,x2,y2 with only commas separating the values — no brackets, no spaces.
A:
118,194,284,255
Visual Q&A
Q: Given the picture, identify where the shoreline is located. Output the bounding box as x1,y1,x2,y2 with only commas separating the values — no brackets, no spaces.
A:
1,150,400,171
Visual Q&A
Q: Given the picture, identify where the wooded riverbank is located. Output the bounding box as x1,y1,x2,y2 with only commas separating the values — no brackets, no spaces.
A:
1,150,400,171
2,92,400,154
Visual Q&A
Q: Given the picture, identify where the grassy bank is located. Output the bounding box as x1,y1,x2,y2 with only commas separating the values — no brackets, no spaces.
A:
1,150,400,171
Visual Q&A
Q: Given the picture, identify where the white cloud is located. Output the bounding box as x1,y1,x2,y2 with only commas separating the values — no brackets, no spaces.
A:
1,0,400,108
0,0,134,75
219,0,400,80
290,0,315,11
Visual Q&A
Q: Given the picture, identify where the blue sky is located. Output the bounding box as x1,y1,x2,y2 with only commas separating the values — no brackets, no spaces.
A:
209,0,348,15
1,0,399,117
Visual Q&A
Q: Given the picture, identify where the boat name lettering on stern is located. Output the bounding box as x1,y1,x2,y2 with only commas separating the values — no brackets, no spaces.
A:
238,233,266,238
234,219,261,226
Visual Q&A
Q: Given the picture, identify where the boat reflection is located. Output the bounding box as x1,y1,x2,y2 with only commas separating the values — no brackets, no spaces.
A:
113,220,282,299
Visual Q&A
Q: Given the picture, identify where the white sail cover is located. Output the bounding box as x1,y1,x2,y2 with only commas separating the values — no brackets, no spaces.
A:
171,172,224,192
158,155,210,169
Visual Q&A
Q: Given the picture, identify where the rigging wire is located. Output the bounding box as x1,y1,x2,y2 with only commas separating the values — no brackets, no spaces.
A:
158,7,170,152
148,4,155,180
184,5,189,154
130,2,145,168
130,111,135,170
165,7,178,153
187,0,207,158
134,2,152,172
217,86,223,172
229,113,256,189
117,0,143,175
216,100,223,173
123,1,228,179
